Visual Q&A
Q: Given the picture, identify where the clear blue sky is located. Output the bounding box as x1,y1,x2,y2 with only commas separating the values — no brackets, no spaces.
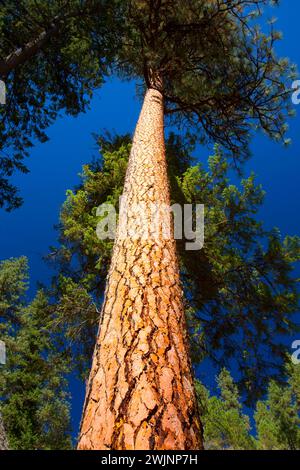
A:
1,1,300,436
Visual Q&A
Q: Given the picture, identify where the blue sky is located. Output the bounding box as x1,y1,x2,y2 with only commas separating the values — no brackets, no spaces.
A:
1,0,300,436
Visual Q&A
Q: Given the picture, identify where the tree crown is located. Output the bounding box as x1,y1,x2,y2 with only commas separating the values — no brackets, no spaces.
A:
117,0,295,163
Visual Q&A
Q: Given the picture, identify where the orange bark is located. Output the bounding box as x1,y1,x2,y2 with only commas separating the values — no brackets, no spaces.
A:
77,87,203,450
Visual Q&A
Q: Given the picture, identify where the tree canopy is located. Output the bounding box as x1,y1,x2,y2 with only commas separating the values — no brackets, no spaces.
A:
116,0,295,162
0,1,296,210
0,0,121,210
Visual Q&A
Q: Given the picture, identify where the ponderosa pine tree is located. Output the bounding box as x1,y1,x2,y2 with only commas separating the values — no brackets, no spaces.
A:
0,0,121,210
0,257,72,450
50,133,300,402
76,1,295,450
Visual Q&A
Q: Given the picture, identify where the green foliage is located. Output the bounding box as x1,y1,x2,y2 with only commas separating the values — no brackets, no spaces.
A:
50,133,300,400
0,1,295,211
179,147,300,401
255,362,300,450
0,0,122,210
197,363,300,450
48,133,131,376
117,0,295,162
0,256,28,325
0,257,71,449
196,370,255,449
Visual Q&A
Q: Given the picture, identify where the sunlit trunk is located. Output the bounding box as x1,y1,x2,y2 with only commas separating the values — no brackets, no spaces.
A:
78,86,203,450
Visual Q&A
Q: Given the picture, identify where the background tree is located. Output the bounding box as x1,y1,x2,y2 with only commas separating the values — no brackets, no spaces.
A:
195,363,300,450
0,0,122,210
196,369,256,450
49,133,300,402
0,257,72,450
255,362,300,450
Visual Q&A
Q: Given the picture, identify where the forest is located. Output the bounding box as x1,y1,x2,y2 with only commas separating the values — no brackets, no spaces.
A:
0,0,300,453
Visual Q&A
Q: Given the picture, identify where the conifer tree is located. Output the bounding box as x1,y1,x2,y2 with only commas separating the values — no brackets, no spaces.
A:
255,362,300,450
0,257,72,450
196,369,255,450
0,0,121,210
77,1,294,450
51,133,300,402
196,364,300,450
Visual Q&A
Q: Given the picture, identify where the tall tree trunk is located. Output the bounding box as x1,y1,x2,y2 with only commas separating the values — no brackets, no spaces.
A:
0,413,8,450
78,86,203,450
